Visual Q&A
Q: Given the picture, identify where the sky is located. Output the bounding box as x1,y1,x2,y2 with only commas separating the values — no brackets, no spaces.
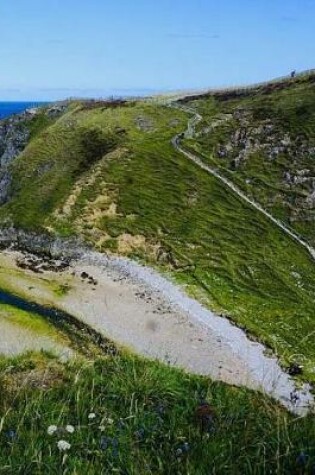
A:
0,0,315,100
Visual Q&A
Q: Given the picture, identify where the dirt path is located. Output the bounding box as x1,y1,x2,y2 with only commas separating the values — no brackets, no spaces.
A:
0,249,313,415
171,104,315,261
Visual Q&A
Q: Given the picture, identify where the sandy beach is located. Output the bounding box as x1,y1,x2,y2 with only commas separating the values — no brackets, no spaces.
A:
0,249,313,415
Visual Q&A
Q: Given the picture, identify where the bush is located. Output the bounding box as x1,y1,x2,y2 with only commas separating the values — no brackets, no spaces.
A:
79,126,119,170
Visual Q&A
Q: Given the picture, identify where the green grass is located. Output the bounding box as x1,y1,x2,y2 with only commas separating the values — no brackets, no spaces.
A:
26,109,58,140
1,98,315,381
0,351,314,474
49,101,315,381
0,304,68,341
0,96,315,472
182,74,315,245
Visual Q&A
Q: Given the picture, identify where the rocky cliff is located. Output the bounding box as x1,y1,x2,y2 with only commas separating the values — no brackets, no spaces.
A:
183,73,315,244
0,113,31,203
0,104,67,205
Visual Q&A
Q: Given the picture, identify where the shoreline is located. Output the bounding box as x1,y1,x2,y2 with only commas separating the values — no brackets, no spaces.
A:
73,251,314,414
0,231,313,415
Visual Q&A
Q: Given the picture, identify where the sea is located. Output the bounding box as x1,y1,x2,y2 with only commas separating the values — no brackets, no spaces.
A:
0,102,47,120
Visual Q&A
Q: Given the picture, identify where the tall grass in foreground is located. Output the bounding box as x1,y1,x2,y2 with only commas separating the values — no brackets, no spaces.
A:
0,352,314,474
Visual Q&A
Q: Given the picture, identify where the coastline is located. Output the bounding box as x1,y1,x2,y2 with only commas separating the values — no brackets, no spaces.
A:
0,101,48,120
0,229,313,415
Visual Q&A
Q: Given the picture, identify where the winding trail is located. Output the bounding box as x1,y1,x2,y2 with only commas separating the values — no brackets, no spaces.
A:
171,103,315,261
1,94,315,414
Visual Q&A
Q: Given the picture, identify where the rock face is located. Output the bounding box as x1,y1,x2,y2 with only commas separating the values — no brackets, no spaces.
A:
0,116,30,204
0,227,87,259
0,104,68,205
210,108,315,171
200,108,315,217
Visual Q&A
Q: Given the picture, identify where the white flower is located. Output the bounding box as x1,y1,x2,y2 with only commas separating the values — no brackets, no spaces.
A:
47,425,58,435
88,413,96,420
57,440,71,452
65,425,75,434
99,416,114,429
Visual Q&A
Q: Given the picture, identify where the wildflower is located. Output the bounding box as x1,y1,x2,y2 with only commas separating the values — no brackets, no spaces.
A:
57,440,71,452
182,442,190,453
65,425,75,434
156,403,166,417
100,436,119,457
175,448,183,458
5,429,17,441
117,419,126,430
134,428,145,441
99,425,106,432
105,417,114,425
112,438,119,459
100,436,111,450
175,442,190,459
47,425,58,436
88,413,96,420
296,452,309,466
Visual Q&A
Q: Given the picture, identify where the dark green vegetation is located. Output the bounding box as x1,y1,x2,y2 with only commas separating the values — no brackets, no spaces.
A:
0,81,315,473
0,351,314,474
0,290,117,358
182,74,315,245
26,109,58,141
0,95,315,380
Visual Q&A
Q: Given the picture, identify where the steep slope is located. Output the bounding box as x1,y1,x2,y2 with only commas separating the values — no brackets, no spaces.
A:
0,105,59,205
1,352,314,474
181,73,315,245
0,95,315,381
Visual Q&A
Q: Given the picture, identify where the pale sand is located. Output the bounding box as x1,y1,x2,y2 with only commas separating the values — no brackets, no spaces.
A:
0,250,313,414
0,317,73,360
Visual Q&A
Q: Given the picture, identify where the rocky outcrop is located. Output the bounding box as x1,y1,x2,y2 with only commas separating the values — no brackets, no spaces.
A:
200,108,315,212
0,103,68,205
0,115,30,203
0,227,87,259
211,109,315,168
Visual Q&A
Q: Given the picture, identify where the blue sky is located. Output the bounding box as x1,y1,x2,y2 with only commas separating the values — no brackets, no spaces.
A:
1,0,314,100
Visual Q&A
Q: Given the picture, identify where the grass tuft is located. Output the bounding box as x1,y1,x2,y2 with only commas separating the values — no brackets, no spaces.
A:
0,352,314,474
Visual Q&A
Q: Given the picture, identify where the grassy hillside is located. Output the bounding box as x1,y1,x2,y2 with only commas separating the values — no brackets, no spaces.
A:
182,73,315,245
0,84,315,473
0,97,315,381
0,351,314,474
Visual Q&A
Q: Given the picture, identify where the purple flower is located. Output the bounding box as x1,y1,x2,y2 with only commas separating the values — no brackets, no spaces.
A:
100,436,111,450
117,419,126,431
134,428,146,441
175,448,183,458
296,452,309,466
112,439,119,459
182,442,190,453
5,429,17,441
156,404,165,416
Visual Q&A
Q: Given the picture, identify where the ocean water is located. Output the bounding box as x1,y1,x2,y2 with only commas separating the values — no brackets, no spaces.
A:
0,102,47,120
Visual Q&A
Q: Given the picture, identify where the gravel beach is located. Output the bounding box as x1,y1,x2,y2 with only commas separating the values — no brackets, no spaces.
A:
0,249,313,415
